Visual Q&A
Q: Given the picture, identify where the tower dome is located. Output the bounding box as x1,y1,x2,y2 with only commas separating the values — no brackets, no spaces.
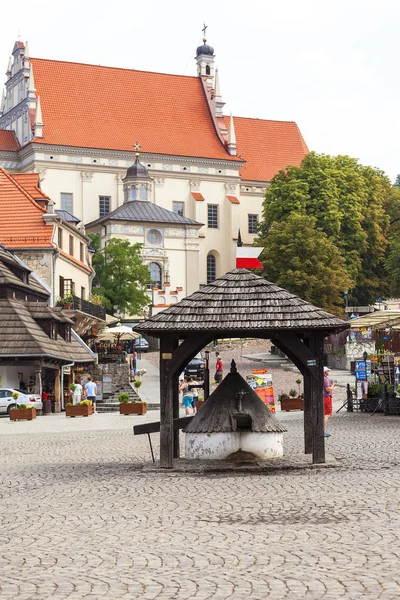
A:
125,154,150,180
123,152,151,202
196,38,214,57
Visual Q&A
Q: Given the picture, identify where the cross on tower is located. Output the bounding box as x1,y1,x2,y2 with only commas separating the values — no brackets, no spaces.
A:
202,22,208,38
133,141,141,152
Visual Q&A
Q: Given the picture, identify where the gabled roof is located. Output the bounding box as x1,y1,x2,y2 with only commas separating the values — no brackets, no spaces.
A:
30,58,236,162
136,269,348,334
0,167,53,249
28,57,308,180
0,244,49,297
0,298,94,362
86,200,203,228
55,209,81,224
0,129,21,151
12,173,49,201
183,363,286,434
224,116,309,182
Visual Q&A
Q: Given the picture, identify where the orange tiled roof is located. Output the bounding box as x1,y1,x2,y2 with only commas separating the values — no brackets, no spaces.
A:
12,173,49,200
223,116,309,182
30,58,235,162
191,192,205,201
227,195,240,204
0,167,53,249
0,130,21,151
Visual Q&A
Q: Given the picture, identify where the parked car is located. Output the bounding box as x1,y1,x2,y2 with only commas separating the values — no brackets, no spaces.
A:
184,353,206,379
0,389,42,415
132,337,150,352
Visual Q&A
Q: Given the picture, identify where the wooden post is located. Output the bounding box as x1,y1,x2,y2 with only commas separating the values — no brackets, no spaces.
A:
159,336,174,468
309,332,325,464
54,369,61,413
303,369,312,454
172,371,180,458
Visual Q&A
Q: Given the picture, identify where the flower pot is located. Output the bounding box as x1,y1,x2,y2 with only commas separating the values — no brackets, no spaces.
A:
10,408,36,421
65,405,92,417
63,304,72,309
119,403,147,415
280,397,304,412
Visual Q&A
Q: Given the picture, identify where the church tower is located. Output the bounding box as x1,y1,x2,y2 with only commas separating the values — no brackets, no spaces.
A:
122,149,152,202
195,25,215,88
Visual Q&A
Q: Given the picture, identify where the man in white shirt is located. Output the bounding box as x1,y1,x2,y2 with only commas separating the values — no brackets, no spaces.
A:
85,376,98,414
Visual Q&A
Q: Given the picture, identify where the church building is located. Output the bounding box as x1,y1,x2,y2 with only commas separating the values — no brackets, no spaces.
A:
0,35,308,304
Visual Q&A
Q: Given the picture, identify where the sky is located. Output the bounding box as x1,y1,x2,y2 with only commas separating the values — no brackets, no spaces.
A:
1,0,399,181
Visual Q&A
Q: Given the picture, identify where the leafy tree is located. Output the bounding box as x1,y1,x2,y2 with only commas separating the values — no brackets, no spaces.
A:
258,152,393,305
88,235,150,316
394,174,400,188
260,214,352,315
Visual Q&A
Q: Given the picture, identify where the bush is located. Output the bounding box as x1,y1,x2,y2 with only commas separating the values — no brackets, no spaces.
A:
289,389,298,398
278,393,290,402
133,380,142,389
18,403,27,409
66,402,73,407
118,393,130,403
80,400,91,406
12,391,19,400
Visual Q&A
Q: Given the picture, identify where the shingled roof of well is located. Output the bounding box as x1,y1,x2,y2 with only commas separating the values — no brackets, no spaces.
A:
183,367,286,434
136,269,348,334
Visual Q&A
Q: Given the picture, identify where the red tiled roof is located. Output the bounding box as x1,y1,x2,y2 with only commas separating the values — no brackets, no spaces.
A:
191,192,205,201
0,167,53,249
227,195,240,204
223,116,309,182
12,173,49,200
30,58,235,162
0,130,21,151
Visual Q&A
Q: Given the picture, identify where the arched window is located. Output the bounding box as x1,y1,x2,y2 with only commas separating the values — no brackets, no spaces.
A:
148,262,162,288
139,184,148,200
129,187,137,201
205,64,210,75
207,254,216,284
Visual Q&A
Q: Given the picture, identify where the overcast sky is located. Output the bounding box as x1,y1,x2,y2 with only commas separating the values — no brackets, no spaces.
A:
1,0,399,181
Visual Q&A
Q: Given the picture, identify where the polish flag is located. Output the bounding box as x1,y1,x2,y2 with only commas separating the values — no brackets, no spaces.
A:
236,247,263,269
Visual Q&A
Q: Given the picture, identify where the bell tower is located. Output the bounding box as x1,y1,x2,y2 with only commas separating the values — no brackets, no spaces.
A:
195,23,215,88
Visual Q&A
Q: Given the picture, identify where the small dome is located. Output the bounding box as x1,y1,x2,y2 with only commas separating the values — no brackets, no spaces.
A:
124,155,150,180
196,39,214,57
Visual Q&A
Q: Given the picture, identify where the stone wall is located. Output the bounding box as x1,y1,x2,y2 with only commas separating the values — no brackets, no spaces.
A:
85,363,131,400
15,250,52,289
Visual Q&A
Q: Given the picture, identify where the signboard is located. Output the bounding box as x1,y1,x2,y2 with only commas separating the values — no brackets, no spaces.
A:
95,381,103,402
355,360,367,381
246,371,275,413
103,373,113,394
307,359,317,366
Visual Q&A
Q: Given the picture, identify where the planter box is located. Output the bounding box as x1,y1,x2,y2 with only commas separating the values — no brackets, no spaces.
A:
66,405,92,417
119,403,147,415
280,397,304,412
10,407,36,421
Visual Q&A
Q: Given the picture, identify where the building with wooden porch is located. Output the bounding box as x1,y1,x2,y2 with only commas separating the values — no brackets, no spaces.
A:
136,269,348,467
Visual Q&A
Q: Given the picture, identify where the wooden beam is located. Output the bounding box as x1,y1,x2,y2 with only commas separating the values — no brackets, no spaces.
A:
134,415,194,435
159,336,177,468
302,337,312,455
168,332,212,377
309,332,325,464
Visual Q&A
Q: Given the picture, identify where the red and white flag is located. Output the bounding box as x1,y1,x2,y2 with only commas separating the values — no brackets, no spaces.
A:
236,247,263,269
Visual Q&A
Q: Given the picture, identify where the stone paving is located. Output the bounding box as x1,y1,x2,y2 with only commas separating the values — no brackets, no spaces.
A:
1,403,400,599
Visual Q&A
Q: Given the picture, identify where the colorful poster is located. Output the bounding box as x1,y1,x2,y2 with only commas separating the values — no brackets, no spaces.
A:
246,370,275,412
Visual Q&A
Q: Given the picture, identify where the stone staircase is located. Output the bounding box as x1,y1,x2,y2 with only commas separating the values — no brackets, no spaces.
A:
97,384,140,413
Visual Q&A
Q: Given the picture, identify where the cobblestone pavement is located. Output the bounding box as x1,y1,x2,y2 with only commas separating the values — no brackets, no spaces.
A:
1,404,400,599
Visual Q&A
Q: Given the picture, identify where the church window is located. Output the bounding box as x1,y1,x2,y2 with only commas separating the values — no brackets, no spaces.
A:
147,229,162,245
207,254,216,284
129,187,137,200
99,195,110,217
207,204,218,229
148,262,162,288
60,192,73,213
248,214,258,234
172,202,184,216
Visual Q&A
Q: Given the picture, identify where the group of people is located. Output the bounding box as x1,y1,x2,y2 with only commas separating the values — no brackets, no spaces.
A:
180,352,224,414
71,376,98,413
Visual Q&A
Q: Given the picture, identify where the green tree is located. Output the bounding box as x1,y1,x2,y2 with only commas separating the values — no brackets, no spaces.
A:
393,174,400,188
259,214,352,315
258,152,392,305
88,235,150,316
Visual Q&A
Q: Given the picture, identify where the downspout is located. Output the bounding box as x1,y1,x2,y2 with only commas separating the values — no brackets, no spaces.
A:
61,361,75,410
52,247,60,307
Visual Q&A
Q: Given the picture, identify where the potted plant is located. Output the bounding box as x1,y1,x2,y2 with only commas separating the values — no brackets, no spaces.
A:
118,393,147,415
133,380,142,389
59,292,76,309
279,390,304,412
65,399,93,417
88,293,104,306
10,402,37,421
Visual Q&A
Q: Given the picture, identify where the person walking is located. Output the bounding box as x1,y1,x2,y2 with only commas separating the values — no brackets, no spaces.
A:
179,377,194,415
323,366,336,437
130,351,138,380
85,375,98,414
215,352,223,384
188,376,199,414
72,379,83,405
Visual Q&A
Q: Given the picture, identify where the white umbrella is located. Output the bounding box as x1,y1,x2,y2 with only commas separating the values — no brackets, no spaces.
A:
96,325,140,343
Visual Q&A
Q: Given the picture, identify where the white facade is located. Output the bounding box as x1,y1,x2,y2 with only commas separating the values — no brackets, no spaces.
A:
185,431,284,460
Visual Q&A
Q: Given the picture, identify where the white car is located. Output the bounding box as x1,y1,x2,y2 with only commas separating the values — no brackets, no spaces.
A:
0,389,43,415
